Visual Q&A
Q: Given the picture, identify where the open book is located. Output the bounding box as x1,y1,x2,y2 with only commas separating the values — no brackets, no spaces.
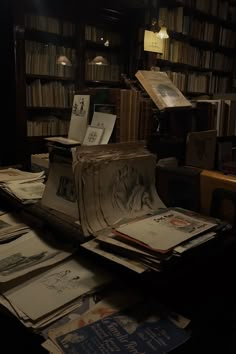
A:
135,70,192,110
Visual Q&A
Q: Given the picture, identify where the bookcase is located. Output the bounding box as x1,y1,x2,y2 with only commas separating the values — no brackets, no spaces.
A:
84,24,124,85
24,14,76,150
12,2,131,165
136,0,236,97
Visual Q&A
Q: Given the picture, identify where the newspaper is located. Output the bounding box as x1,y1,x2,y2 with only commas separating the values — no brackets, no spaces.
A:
4,257,112,320
0,230,73,282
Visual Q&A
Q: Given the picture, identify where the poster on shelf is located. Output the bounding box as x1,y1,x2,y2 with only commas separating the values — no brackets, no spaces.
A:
68,95,90,143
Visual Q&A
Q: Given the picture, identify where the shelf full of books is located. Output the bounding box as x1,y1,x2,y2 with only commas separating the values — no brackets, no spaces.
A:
23,14,76,148
84,24,123,83
153,2,236,95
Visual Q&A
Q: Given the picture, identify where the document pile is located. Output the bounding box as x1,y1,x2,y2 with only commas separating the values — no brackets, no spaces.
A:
0,229,112,330
72,142,165,236
0,212,30,242
41,287,191,354
72,143,231,273
0,168,46,204
83,208,228,273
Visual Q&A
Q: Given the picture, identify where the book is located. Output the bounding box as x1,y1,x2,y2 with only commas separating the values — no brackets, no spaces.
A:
135,70,192,111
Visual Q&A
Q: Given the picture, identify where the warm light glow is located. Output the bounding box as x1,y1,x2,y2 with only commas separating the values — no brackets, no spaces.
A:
156,26,169,39
90,56,109,65
56,55,72,66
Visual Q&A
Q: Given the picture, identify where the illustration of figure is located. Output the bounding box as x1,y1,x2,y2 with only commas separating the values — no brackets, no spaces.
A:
79,97,85,115
167,215,202,233
56,176,76,202
157,84,179,98
72,102,78,115
42,270,80,293
111,165,153,213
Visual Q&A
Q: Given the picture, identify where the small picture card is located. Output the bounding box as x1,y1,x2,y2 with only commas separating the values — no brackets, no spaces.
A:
144,30,164,54
82,126,104,145
68,95,90,143
90,111,117,144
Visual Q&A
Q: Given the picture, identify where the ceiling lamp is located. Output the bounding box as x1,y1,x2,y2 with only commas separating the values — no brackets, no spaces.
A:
90,56,109,65
156,25,169,39
56,55,72,66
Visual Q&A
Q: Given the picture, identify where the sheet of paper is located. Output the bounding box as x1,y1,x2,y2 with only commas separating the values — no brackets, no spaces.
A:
90,111,116,144
68,95,90,143
82,126,104,145
82,239,146,274
4,258,112,320
0,230,72,282
41,160,78,220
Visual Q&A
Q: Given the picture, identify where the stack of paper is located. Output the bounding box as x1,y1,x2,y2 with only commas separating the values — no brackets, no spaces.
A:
0,229,73,284
0,168,46,204
72,142,165,236
0,212,30,243
82,208,227,273
0,256,112,331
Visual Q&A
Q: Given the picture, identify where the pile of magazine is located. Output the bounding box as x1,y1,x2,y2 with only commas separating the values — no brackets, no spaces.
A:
0,168,46,204
83,207,230,273
0,210,30,242
41,286,191,354
72,142,165,236
0,226,112,331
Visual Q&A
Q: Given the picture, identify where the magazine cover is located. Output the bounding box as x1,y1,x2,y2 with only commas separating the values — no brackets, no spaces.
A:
55,300,190,354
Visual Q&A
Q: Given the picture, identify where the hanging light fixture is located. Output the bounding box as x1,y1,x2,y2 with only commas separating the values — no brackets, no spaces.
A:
156,19,169,39
156,25,169,39
151,18,169,39
56,55,72,66
90,56,109,65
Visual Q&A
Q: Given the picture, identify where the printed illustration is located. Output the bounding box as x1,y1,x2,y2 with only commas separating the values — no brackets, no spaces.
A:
42,270,81,294
0,251,59,275
157,84,179,98
154,213,207,234
72,97,87,117
111,164,153,213
83,126,104,145
56,176,77,202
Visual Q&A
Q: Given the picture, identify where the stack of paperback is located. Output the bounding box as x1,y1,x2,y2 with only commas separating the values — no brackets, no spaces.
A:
0,211,30,242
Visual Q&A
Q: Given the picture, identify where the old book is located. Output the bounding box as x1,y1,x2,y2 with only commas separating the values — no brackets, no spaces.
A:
135,70,192,111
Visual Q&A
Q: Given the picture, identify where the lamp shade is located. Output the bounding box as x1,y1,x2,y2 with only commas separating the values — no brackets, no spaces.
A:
56,55,72,66
90,56,109,65
156,26,169,39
